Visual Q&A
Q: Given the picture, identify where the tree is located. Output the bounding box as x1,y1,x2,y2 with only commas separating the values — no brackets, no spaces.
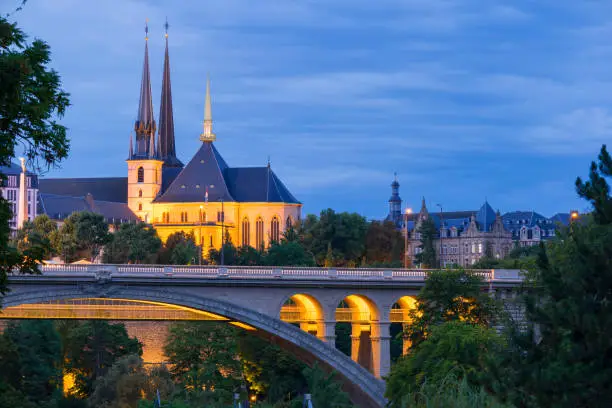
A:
238,334,306,402
13,214,57,258
88,354,147,408
576,144,611,224
301,209,368,266
364,220,404,265
264,240,316,266
73,211,111,261
414,217,437,268
406,269,497,348
235,245,264,266
63,321,142,398
163,322,241,400
103,222,161,264
301,363,352,408
54,212,80,262
386,321,504,407
0,14,70,294
490,145,612,407
1,320,62,405
158,231,198,265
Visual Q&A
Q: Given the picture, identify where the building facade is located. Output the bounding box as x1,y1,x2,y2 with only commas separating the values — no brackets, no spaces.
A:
502,211,569,247
0,159,38,231
36,24,301,252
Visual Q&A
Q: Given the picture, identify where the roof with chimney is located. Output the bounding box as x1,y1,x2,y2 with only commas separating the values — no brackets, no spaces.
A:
38,177,128,203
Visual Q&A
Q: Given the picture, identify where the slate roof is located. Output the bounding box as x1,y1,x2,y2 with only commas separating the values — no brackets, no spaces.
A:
39,193,137,222
39,177,128,203
502,211,548,228
225,167,300,203
155,142,299,204
550,213,570,226
155,142,232,203
0,161,38,187
476,201,497,232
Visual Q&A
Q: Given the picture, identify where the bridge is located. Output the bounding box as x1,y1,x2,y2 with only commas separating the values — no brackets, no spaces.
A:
2,264,523,408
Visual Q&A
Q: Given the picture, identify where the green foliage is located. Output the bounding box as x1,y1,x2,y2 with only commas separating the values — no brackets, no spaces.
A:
386,321,504,406
301,209,368,266
576,144,611,224
0,15,70,289
158,231,198,265
406,269,496,348
490,145,612,407
238,334,306,402
53,211,111,262
415,217,437,268
63,321,142,398
88,354,147,408
164,322,241,399
264,240,315,266
0,320,62,405
301,363,352,408
234,245,264,265
364,220,404,265
13,214,57,259
103,222,162,264
398,374,511,408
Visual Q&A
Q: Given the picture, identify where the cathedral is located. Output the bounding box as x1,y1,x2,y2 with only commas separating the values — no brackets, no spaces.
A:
37,24,302,252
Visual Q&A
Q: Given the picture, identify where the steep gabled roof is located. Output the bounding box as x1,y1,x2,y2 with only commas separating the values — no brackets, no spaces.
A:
225,166,300,203
154,143,233,203
38,193,138,222
476,201,497,232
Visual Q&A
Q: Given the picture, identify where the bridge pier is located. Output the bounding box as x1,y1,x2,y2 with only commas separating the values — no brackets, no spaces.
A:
317,320,336,344
371,322,391,378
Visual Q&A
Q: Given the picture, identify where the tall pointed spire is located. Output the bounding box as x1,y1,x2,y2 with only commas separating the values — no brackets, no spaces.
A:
128,132,134,159
157,18,183,167
200,74,216,142
134,19,156,157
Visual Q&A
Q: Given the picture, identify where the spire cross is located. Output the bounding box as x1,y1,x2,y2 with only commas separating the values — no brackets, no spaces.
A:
145,18,149,40
164,17,169,38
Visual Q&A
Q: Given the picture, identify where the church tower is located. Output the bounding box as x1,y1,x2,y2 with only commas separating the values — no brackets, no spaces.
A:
387,173,402,225
157,19,183,168
127,21,163,223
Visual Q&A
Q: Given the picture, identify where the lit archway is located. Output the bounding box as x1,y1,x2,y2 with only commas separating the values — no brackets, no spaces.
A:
390,296,418,357
335,294,380,373
279,293,324,335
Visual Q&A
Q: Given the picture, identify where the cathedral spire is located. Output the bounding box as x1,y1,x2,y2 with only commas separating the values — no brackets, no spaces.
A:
200,74,216,142
128,132,133,158
134,19,156,157
157,18,183,167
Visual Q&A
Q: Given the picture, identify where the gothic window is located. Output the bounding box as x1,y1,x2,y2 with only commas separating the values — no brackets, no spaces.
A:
138,203,142,211
138,189,142,198
180,212,188,223
217,211,225,222
242,217,250,247
199,211,206,223
286,216,292,230
137,167,144,183
255,217,264,249
209,235,213,247
271,216,280,243
155,168,158,183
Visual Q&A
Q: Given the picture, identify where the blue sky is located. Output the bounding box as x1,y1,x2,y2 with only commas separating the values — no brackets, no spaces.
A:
11,0,611,218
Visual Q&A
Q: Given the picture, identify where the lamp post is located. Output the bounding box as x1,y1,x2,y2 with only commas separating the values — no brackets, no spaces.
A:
219,198,225,266
404,207,412,268
436,203,443,268
199,205,203,265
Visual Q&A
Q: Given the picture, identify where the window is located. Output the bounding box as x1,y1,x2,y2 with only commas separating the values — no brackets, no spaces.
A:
161,212,170,223
8,176,16,187
217,211,225,222
138,203,142,211
271,216,280,243
209,235,214,247
155,168,158,183
138,189,142,197
472,243,476,254
199,211,206,223
255,217,264,249
137,167,144,183
180,212,188,223
242,218,250,247
464,243,469,254
286,216,292,229
27,177,31,187
478,242,483,253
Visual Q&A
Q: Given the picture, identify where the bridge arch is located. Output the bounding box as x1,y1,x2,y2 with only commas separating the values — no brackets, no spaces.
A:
2,287,385,408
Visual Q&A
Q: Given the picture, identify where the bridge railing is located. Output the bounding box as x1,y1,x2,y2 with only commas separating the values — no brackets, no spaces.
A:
32,264,523,282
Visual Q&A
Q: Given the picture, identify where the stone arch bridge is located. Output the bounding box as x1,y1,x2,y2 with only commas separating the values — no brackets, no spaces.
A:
3,265,522,408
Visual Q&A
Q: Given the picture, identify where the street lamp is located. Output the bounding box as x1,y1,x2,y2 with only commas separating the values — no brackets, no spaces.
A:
570,210,579,222
199,205,203,265
436,203,443,268
404,207,413,268
219,198,225,266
